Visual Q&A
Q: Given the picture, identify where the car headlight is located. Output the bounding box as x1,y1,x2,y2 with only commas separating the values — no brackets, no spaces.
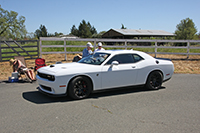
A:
46,75,55,81
38,72,55,81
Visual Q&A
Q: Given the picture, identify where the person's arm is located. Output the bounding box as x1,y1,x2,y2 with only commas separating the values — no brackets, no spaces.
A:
17,60,22,71
13,60,22,72
89,50,93,55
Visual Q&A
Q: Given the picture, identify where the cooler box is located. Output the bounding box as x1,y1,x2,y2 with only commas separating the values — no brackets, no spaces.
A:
12,72,18,79
8,77,19,83
8,72,19,83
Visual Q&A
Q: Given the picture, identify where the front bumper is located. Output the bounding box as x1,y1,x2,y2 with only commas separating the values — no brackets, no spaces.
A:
36,86,67,97
36,75,68,95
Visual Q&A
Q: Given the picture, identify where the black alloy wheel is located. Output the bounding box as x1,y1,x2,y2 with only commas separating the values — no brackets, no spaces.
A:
68,76,92,99
146,71,163,90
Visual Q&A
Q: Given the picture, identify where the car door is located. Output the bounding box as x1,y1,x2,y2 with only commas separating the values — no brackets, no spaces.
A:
101,54,138,89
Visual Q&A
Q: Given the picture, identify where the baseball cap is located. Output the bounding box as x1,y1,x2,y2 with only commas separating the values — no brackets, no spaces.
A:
98,42,102,47
87,42,93,48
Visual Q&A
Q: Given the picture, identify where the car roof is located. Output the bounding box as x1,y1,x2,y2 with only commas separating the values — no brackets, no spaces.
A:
96,50,154,59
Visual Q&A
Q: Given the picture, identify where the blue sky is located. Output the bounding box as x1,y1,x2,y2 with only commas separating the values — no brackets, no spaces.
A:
1,0,199,35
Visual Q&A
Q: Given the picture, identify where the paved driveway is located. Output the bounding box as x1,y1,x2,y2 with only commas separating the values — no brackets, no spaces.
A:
0,74,200,133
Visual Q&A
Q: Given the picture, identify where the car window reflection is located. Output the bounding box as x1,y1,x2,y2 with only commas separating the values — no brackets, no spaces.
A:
78,53,110,65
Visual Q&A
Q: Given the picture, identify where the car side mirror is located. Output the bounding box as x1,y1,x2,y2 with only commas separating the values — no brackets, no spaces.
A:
111,61,119,67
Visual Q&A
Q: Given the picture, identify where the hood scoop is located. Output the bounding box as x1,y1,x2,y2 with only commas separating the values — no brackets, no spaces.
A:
50,64,67,69
50,65,55,68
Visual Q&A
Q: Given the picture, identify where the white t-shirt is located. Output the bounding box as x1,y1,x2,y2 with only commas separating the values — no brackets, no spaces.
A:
94,48,105,53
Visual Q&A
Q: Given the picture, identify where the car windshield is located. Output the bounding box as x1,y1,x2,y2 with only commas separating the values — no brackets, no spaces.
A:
78,53,110,65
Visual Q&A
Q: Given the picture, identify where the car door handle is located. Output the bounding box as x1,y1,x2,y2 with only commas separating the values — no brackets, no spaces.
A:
132,66,136,68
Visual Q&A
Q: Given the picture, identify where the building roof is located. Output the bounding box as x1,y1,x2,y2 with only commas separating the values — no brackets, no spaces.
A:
102,29,175,38
114,29,174,36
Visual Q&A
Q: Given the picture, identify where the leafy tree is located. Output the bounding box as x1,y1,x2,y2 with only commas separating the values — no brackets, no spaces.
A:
54,32,63,37
70,20,97,38
0,5,27,39
78,20,92,38
70,25,78,36
175,18,197,40
26,32,36,39
35,25,48,39
90,26,97,35
198,32,200,39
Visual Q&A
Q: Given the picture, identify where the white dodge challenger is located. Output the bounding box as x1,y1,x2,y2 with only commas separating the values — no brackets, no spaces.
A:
36,50,174,99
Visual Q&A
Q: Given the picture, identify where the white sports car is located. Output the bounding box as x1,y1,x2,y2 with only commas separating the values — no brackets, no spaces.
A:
36,50,174,99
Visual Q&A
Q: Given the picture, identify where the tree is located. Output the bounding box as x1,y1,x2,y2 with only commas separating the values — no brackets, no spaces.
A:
54,32,63,37
70,25,78,36
70,20,97,38
0,5,27,39
175,18,197,40
78,20,92,38
121,24,127,29
90,26,97,35
35,25,48,39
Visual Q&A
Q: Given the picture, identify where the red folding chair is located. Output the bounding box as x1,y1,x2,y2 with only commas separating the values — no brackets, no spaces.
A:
35,58,46,71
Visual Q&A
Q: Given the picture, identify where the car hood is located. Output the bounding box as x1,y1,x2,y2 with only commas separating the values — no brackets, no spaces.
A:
37,62,99,75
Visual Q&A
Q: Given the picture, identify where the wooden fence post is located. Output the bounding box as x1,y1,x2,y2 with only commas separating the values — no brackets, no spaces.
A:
39,39,42,58
0,43,2,62
64,39,67,61
37,40,39,58
155,41,157,58
187,41,190,59
94,39,97,50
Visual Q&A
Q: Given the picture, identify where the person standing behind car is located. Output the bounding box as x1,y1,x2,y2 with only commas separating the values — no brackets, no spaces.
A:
82,42,93,58
94,42,105,53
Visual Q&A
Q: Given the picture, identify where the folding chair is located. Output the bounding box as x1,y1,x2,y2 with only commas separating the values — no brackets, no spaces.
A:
14,56,33,83
34,58,46,71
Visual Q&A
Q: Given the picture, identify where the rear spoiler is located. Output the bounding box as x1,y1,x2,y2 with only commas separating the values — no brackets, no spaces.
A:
155,58,172,61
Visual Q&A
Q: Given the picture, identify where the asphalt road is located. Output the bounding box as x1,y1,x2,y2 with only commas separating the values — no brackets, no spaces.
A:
0,74,200,133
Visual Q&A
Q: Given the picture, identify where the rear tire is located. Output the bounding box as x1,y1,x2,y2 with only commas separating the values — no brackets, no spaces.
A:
68,76,92,100
146,71,163,90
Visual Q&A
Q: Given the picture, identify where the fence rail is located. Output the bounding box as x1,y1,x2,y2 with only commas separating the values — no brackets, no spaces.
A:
0,40,39,62
40,37,200,60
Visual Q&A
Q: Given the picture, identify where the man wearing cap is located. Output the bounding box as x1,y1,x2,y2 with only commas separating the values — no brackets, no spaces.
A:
82,42,93,58
94,42,105,53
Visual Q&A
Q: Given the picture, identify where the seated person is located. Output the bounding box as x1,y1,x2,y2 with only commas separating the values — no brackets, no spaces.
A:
82,42,93,58
9,59,36,81
72,54,82,62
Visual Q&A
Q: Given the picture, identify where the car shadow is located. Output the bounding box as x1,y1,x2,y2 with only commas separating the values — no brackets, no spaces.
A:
22,86,166,104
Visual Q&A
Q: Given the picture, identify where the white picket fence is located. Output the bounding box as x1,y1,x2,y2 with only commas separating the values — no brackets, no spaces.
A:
39,37,200,60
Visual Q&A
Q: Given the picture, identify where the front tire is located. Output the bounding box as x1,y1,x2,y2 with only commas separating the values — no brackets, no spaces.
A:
146,71,163,90
68,76,92,100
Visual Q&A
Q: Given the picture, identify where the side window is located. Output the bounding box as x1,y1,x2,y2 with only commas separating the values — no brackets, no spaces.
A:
132,54,144,62
106,54,135,65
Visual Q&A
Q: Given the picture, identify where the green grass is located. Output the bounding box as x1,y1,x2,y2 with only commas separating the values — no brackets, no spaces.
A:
1,41,200,60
